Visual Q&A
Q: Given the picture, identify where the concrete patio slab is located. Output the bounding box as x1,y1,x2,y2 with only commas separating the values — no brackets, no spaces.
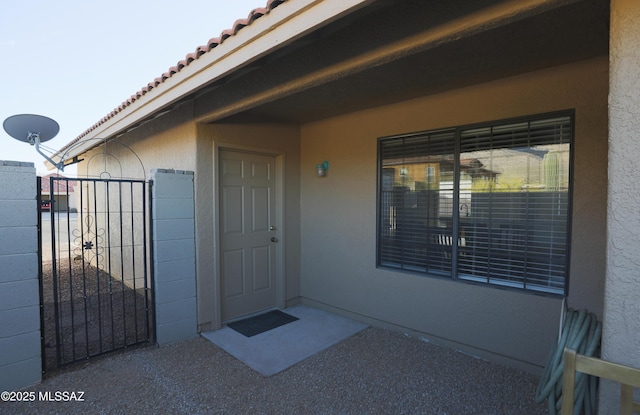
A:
202,305,368,376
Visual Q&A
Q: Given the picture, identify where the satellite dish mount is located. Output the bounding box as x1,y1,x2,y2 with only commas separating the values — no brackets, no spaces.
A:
3,114,65,171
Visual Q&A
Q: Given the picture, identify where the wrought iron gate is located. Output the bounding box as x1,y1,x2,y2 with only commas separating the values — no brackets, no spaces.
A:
39,176,154,372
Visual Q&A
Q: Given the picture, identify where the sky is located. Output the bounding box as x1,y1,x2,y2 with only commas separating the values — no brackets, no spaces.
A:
0,0,262,175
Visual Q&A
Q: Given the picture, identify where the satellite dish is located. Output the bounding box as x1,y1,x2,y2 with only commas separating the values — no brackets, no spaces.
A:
3,114,59,143
3,114,64,170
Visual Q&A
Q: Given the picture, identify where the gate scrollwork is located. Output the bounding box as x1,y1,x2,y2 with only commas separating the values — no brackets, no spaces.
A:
72,214,105,269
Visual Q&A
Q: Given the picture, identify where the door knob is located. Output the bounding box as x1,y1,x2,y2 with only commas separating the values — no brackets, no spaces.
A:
271,237,278,242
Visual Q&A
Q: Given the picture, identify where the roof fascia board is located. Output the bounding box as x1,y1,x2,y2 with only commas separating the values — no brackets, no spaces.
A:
57,0,374,162
196,0,584,123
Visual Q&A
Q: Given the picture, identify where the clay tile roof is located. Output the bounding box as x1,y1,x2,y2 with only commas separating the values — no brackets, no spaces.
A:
185,52,198,64
267,0,286,8
194,46,206,57
64,0,287,147
248,8,267,24
206,36,223,51
223,18,250,38
41,173,77,194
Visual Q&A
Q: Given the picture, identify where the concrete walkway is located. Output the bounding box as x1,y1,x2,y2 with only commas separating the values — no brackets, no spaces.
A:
1,326,547,414
202,305,367,376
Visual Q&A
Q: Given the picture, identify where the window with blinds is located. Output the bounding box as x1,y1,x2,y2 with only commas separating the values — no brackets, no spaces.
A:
377,112,573,295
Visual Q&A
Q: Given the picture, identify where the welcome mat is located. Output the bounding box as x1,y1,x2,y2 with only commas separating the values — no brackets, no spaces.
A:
227,310,299,337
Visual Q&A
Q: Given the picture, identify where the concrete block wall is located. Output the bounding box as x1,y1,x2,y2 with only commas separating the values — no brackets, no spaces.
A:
151,169,198,344
0,161,41,391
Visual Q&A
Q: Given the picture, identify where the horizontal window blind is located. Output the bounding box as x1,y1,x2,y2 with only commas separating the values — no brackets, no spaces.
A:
378,113,572,295
379,130,455,274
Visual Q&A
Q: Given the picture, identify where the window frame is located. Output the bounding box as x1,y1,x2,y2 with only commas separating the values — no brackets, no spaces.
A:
376,110,574,296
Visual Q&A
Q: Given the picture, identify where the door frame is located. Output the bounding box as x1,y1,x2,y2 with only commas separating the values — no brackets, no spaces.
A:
212,142,286,326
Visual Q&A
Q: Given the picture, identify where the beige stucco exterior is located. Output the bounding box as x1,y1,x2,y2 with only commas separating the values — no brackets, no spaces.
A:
78,55,608,373
602,0,640,411
299,56,608,371
65,1,640,408
79,103,198,180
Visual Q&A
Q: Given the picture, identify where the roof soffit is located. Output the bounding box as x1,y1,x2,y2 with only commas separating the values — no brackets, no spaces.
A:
197,0,609,124
56,0,609,162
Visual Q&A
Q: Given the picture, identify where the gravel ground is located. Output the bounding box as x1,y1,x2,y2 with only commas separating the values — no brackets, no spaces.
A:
1,327,548,415
41,259,152,372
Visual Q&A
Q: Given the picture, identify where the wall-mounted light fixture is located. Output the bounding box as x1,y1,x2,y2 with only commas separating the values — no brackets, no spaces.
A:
316,160,329,177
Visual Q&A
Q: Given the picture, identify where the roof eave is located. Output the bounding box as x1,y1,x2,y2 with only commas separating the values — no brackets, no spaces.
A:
54,0,375,163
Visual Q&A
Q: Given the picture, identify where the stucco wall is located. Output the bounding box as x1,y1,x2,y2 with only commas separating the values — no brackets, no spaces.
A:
74,105,197,290
601,0,640,412
299,56,608,372
77,104,302,332
78,103,198,181
195,123,301,330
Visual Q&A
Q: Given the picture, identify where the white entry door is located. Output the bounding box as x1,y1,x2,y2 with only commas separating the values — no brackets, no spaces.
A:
219,149,278,321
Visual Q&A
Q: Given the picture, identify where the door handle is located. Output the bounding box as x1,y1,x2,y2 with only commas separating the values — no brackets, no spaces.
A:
271,237,278,242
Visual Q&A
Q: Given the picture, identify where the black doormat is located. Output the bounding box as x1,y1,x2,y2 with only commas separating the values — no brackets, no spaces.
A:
227,310,299,337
